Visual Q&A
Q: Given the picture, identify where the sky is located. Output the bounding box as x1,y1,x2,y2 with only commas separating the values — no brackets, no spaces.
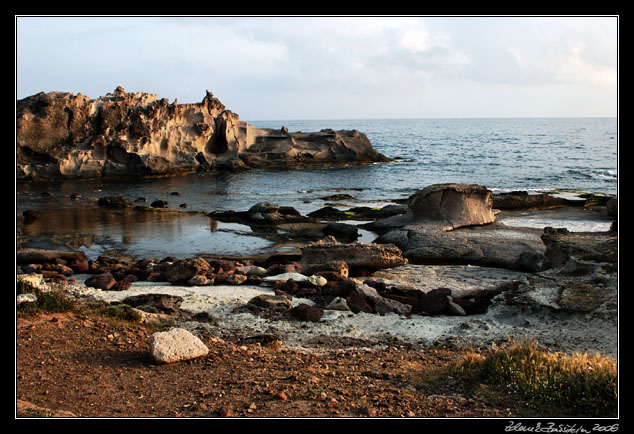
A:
15,16,618,121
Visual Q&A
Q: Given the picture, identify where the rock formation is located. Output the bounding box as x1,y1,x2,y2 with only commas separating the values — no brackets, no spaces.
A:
16,87,391,180
366,183,547,271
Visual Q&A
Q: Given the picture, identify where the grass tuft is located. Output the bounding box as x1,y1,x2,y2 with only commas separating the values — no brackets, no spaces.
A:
455,338,617,417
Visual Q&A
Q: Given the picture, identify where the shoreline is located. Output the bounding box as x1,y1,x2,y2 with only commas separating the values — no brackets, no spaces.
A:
16,188,616,263
16,186,618,419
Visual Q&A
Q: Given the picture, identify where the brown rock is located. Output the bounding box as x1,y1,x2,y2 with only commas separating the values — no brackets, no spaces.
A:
17,248,86,265
274,279,299,294
164,258,210,284
225,273,247,285
291,304,324,322
247,294,293,312
345,291,374,314
85,272,116,290
300,240,407,272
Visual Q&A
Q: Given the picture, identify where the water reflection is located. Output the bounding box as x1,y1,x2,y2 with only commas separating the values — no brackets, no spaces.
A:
18,205,274,259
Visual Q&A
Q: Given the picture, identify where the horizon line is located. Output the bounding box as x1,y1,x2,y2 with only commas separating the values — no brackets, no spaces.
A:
246,116,618,122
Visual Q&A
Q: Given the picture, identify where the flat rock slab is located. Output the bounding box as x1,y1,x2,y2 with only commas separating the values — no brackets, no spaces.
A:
368,264,531,299
17,248,86,265
150,328,209,364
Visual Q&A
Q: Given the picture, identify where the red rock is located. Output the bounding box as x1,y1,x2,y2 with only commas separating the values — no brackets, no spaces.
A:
70,261,89,274
85,273,116,291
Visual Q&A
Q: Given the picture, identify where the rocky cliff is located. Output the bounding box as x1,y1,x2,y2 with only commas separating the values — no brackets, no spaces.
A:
16,87,391,180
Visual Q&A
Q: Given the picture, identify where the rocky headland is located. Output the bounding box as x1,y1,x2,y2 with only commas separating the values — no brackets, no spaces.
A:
16,87,391,180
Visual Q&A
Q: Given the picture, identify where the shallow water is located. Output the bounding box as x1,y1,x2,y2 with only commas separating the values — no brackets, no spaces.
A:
16,118,617,259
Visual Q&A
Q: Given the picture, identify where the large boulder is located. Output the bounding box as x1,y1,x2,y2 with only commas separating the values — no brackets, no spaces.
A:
408,183,496,230
17,87,391,180
365,184,548,272
366,184,496,233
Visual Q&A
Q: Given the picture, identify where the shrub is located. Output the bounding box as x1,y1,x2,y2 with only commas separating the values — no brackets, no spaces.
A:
17,278,75,315
99,304,142,322
456,339,618,417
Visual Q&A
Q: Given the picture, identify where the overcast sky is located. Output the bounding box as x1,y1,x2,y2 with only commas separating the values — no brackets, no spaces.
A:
15,16,618,120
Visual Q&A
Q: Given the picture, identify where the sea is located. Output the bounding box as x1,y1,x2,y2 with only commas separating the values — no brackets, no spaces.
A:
16,118,618,260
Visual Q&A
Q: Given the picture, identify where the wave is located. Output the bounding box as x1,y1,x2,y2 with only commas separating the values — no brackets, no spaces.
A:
567,168,617,180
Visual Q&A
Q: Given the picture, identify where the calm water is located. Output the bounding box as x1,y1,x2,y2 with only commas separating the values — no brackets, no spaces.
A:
16,118,618,259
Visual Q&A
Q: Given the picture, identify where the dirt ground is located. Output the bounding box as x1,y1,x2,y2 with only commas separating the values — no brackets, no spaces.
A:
15,309,530,421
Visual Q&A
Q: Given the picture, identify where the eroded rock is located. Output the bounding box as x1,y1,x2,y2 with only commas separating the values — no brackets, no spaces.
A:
299,238,407,273
17,87,391,180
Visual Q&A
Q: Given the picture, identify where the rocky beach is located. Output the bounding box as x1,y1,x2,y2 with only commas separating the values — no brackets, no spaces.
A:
16,88,618,419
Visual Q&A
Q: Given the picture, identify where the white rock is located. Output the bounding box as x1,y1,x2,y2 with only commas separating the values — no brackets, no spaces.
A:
307,275,328,287
18,273,45,289
17,293,38,304
263,272,327,287
262,272,308,283
236,266,268,276
150,328,209,364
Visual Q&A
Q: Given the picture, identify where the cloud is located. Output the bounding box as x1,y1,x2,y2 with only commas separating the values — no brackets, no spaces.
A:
16,16,617,119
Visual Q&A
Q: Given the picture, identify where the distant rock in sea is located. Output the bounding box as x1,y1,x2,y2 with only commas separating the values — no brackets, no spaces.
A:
16,86,392,180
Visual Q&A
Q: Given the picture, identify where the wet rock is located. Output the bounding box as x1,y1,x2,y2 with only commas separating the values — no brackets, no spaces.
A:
493,191,573,210
97,196,130,208
150,200,169,208
323,223,359,241
22,209,41,222
606,197,617,217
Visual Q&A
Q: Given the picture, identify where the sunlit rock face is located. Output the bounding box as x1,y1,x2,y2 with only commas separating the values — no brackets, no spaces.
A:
17,86,391,180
